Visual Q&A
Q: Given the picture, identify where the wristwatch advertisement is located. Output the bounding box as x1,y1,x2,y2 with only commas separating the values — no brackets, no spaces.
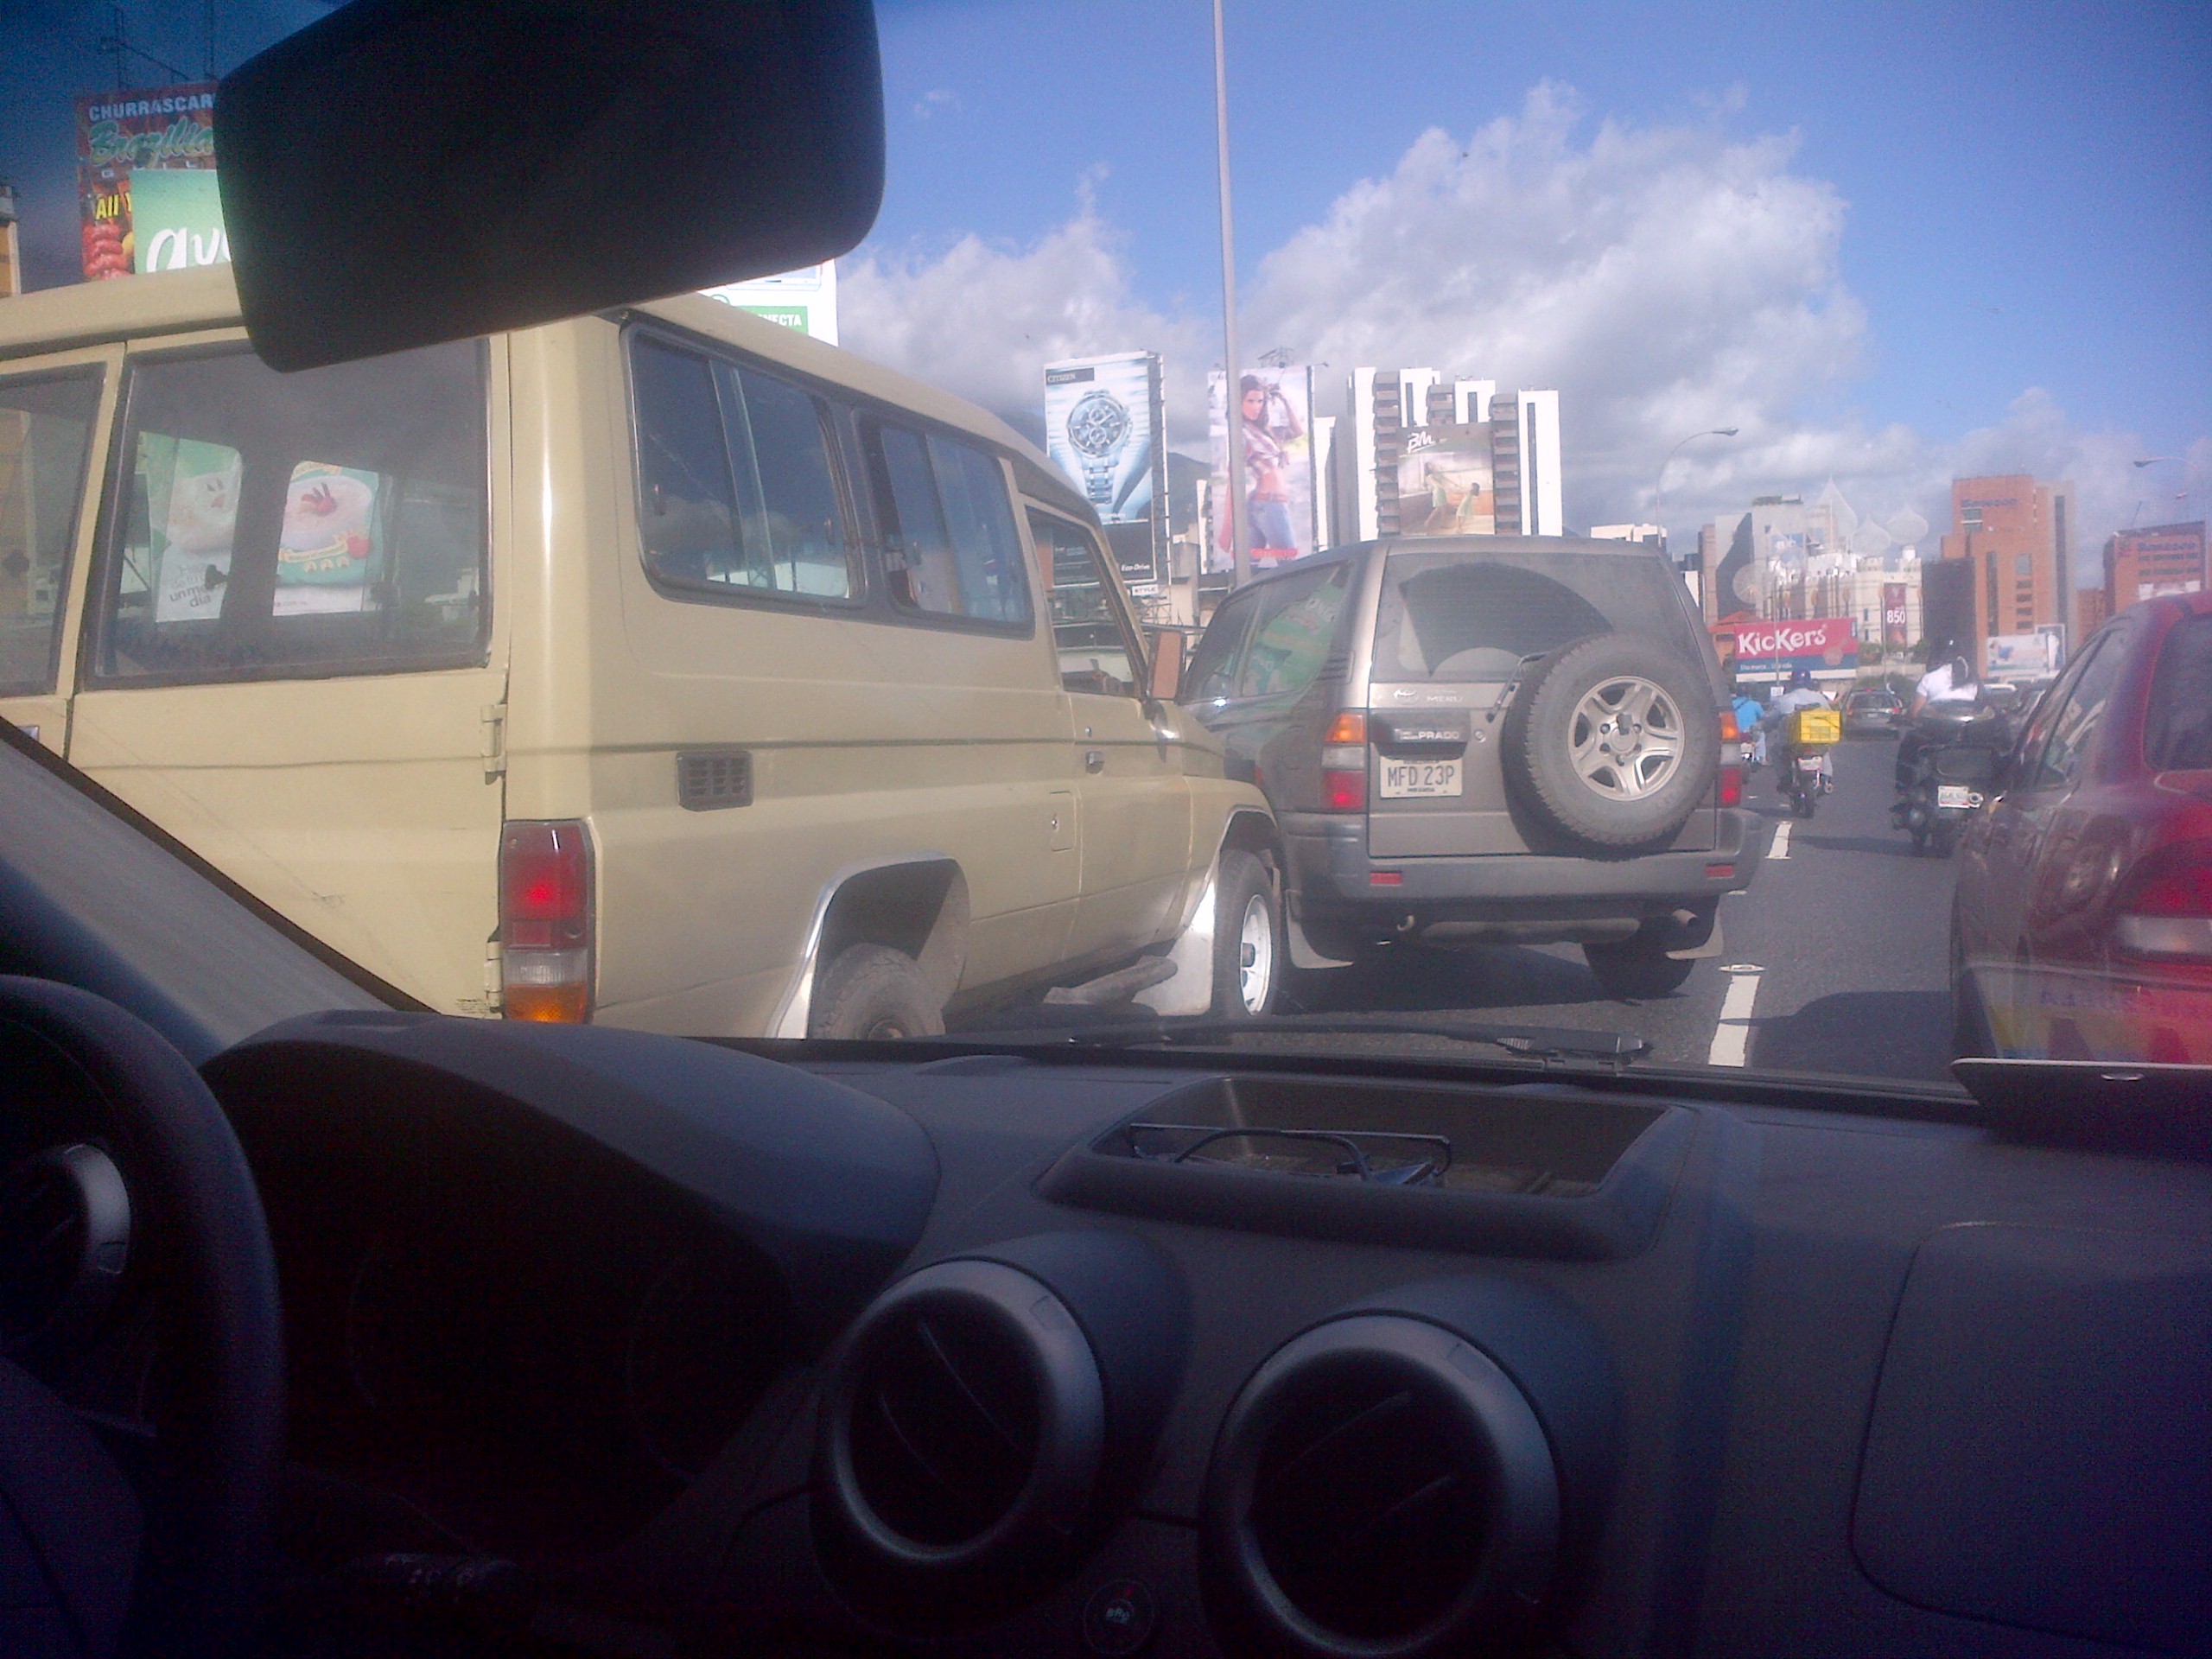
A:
1065,388,1131,507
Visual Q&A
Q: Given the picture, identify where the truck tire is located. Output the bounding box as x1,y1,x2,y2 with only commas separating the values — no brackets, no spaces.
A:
810,944,945,1040
1583,936,1697,998
1211,850,1281,1019
1503,632,1719,849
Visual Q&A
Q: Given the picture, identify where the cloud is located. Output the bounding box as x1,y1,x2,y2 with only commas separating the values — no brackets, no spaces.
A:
912,88,960,121
837,83,2206,556
839,211,1212,440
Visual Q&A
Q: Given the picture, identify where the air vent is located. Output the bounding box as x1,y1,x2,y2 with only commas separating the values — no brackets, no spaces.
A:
676,748,751,811
1205,1314,1558,1658
816,1258,1105,1598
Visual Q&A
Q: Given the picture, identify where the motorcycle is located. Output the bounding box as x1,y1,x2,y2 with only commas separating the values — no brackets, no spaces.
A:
1891,705,2008,856
1779,747,1829,819
1776,704,1841,820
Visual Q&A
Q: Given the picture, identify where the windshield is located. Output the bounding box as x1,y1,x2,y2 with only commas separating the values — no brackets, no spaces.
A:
2,3,2207,1090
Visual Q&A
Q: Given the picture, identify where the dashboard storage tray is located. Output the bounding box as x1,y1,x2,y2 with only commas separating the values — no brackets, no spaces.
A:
1038,1073,1688,1259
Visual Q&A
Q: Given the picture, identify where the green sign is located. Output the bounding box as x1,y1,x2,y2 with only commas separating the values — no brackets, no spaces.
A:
130,170,229,274
736,304,810,334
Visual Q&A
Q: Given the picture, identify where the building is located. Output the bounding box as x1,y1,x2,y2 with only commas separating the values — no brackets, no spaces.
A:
1936,474,2075,652
2076,586,2113,638
1590,522,1665,545
2103,521,2207,613
1697,482,1927,652
1344,368,1562,542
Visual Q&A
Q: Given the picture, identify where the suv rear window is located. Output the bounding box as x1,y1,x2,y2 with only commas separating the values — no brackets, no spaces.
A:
1373,549,1702,682
2145,613,2212,772
91,342,486,684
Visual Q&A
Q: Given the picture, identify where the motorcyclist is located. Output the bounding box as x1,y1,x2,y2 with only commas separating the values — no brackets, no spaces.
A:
1731,689,1767,770
1764,668,1834,792
1896,645,1980,790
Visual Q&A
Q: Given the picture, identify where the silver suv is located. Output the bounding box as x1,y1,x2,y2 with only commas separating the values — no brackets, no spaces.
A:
1179,537,1758,996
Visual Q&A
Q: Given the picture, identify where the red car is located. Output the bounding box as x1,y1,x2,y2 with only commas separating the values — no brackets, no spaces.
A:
1953,590,2212,1063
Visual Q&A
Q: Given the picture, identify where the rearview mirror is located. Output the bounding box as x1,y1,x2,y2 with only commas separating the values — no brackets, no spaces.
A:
215,0,884,371
1149,628,1188,702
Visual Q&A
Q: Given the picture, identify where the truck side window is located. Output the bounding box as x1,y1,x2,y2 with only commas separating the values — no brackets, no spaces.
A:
869,423,1033,629
92,342,487,683
1033,512,1142,696
0,369,103,696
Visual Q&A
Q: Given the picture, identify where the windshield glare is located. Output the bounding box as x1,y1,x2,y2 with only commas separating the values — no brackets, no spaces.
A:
2,2,2207,1088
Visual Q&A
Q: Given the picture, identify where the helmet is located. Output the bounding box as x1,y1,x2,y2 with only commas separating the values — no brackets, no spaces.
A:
1788,667,1814,690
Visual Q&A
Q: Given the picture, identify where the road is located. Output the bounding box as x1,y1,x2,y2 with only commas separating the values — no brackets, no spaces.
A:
1277,735,1961,1084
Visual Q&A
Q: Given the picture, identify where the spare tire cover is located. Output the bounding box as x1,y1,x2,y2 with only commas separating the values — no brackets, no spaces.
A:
1503,632,1718,849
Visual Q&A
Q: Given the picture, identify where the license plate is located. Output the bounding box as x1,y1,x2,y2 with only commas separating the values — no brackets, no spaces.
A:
1379,758,1463,798
1936,785,1978,809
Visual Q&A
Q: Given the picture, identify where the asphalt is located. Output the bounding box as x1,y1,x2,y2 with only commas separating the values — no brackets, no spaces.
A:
1275,735,1962,1084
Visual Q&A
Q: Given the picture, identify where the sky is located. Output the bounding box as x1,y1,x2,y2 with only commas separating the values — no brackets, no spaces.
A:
4,0,2209,568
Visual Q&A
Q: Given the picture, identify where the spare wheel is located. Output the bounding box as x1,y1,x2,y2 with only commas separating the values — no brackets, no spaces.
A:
1503,632,1718,849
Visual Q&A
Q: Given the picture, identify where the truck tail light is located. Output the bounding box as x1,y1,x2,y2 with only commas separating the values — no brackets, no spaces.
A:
2113,841,2212,961
1322,711,1368,813
500,820,594,1021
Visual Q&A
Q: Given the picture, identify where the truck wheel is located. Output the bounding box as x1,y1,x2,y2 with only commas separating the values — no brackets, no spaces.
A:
1583,936,1696,999
1503,632,1719,850
1212,850,1281,1019
810,945,945,1040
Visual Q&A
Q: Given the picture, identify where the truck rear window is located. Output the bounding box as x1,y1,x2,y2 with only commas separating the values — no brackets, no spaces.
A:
1373,550,1701,682
92,342,487,684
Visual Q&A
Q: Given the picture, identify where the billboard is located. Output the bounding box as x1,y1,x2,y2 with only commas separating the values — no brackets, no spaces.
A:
1208,364,1315,573
1881,582,1910,648
1717,617,1859,678
1986,632,2061,679
1397,422,1496,537
701,260,838,342
1044,353,1166,589
76,83,218,281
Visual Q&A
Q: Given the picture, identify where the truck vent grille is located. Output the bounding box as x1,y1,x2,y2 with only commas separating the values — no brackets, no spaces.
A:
677,749,752,811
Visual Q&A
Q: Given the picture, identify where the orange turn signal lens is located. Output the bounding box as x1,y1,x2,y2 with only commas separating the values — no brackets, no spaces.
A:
1325,711,1368,745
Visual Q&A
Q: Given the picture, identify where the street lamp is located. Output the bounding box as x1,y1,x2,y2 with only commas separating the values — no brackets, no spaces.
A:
1211,0,1250,588
2130,456,2187,528
1653,427,1739,520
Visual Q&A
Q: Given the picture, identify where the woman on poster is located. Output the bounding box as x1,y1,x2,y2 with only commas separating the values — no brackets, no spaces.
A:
1220,374,1305,562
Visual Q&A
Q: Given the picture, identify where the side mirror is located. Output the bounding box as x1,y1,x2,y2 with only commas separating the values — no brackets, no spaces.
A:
1148,628,1188,702
216,0,885,371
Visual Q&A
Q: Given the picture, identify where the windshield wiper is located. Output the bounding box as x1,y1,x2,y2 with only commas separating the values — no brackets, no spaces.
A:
963,1011,1651,1072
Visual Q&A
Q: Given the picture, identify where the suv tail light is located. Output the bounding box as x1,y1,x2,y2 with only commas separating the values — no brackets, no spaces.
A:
1717,709,1744,808
500,820,594,1020
1321,712,1368,813
2113,841,2212,961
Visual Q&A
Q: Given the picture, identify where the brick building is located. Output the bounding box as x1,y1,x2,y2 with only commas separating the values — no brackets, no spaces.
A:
2103,521,2207,614
2076,587,2113,638
1936,474,2075,654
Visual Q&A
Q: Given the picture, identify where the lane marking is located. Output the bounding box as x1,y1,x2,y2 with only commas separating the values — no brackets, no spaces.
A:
1769,820,1792,860
1707,964,1763,1068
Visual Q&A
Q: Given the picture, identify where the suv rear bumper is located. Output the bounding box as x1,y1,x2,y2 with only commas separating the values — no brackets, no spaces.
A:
1281,807,1758,934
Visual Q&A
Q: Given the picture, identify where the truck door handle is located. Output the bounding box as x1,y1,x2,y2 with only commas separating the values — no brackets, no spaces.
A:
1084,749,1105,773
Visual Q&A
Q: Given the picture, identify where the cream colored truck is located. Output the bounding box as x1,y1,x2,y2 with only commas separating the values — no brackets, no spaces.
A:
0,267,1283,1035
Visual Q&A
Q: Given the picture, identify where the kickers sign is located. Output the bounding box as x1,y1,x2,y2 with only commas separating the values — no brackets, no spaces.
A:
1717,617,1859,676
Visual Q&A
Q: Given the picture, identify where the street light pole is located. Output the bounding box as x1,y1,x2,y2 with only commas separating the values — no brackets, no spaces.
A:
1211,0,1249,588
1653,427,1739,520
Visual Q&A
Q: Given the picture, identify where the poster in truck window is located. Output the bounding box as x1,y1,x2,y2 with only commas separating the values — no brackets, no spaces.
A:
133,435,241,624
276,462,386,615
75,83,217,282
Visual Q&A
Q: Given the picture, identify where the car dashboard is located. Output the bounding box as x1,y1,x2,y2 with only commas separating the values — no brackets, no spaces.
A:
28,1012,2209,1659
